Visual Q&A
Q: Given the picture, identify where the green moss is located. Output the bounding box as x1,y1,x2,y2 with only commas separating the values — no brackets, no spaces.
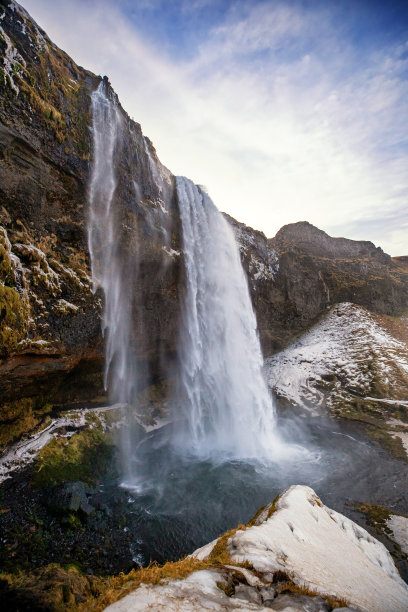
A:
0,563,101,612
277,579,349,608
0,398,53,450
13,37,93,153
355,502,393,535
246,504,268,527
390,406,408,424
33,426,114,488
365,424,407,461
0,283,29,357
216,580,234,597
356,501,408,569
0,244,14,285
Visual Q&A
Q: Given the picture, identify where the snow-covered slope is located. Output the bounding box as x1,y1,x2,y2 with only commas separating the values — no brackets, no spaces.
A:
265,302,408,411
104,486,408,612
265,302,408,455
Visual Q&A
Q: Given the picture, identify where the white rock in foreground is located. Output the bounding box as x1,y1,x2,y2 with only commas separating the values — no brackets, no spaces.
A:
104,485,408,612
225,485,408,612
104,570,268,611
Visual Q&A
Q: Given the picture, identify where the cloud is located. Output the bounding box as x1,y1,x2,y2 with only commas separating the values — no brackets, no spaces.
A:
22,0,408,255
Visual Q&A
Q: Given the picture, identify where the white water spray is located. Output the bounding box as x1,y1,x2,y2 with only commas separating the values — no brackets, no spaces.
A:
88,82,137,405
174,177,283,460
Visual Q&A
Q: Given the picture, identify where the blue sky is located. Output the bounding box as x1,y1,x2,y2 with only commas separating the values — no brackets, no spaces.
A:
22,0,408,255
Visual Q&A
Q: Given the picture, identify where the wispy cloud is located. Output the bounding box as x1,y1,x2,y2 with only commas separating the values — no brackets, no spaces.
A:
22,0,408,255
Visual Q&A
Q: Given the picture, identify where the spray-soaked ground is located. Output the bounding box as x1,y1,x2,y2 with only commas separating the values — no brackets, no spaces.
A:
114,409,408,566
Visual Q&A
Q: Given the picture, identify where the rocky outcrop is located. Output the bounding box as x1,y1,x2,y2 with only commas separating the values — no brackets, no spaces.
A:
265,302,408,458
103,485,408,612
228,218,408,354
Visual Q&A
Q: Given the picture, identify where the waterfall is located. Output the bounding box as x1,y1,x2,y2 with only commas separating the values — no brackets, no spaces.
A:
88,82,136,405
174,177,282,460
88,82,145,484
89,83,286,476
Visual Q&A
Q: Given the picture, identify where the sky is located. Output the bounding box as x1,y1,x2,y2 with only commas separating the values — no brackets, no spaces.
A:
22,0,408,255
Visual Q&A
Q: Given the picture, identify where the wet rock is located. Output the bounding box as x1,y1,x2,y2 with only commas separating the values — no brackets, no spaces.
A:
259,585,277,605
270,593,330,611
231,583,262,604
49,481,95,515
79,499,95,516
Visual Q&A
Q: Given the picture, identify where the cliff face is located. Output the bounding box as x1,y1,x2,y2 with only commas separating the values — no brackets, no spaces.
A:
0,0,102,441
0,0,181,445
228,217,408,354
0,1,407,445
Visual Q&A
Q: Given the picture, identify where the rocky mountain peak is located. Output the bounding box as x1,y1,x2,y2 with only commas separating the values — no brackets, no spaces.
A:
272,220,391,264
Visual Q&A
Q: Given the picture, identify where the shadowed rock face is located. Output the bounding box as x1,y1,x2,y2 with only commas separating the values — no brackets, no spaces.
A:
0,2,407,443
0,0,181,441
0,0,103,418
227,217,408,354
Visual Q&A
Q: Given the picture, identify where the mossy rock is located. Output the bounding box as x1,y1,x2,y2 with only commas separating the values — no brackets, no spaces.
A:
33,426,114,488
0,284,29,356
0,397,53,450
0,244,14,286
0,563,102,612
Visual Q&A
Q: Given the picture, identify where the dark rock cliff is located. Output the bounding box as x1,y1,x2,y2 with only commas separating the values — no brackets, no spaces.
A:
0,0,181,446
0,1,407,445
0,0,102,437
228,218,408,354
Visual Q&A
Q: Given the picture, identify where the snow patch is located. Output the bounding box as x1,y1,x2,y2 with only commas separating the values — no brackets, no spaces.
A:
232,224,279,282
53,298,79,315
17,18,26,35
14,242,61,296
386,515,408,556
265,302,408,411
104,569,260,611
392,431,408,454
50,258,89,289
191,538,218,561
157,199,168,215
226,485,408,612
0,25,25,94
162,246,180,258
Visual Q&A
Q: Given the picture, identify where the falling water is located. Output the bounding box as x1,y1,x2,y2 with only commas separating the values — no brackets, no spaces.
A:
84,91,387,563
89,83,289,480
88,82,146,486
174,177,283,460
88,82,137,405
